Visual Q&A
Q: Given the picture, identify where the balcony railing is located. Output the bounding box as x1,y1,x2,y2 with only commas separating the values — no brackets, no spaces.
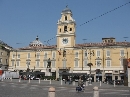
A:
58,67,71,70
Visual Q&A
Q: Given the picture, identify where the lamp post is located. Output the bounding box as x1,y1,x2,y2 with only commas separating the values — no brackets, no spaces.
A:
87,49,94,85
87,63,93,85
26,61,30,77
96,61,101,82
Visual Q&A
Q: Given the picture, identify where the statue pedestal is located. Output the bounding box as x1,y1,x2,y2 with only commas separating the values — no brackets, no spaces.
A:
45,68,52,76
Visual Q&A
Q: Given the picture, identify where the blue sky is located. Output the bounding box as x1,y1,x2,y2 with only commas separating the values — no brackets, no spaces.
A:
0,0,130,48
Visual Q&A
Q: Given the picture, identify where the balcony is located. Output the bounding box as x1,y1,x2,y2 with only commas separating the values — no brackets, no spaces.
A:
58,67,71,71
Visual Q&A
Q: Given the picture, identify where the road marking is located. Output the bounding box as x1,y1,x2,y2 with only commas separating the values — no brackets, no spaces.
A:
1,84,6,86
99,89,129,92
103,92,119,94
31,85,38,86
121,94,130,95
29,87,37,89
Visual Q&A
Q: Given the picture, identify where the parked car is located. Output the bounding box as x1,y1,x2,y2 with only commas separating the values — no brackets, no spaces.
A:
108,80,124,85
115,80,124,85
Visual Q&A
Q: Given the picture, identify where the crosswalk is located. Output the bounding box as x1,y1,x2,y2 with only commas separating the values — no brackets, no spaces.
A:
0,82,130,96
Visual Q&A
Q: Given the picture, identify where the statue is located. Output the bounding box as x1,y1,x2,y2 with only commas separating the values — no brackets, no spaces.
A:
47,58,51,68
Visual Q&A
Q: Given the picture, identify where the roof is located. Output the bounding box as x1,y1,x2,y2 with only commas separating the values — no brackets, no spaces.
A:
29,36,43,46
62,6,72,14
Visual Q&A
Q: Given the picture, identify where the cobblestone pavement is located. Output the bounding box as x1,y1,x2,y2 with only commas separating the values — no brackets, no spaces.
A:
0,79,130,97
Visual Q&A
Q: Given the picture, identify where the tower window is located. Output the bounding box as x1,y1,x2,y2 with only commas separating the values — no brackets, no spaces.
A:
65,16,67,20
59,28,61,32
64,26,67,32
70,28,72,31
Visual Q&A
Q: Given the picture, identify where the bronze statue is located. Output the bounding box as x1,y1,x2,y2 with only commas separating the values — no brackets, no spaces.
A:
47,58,51,68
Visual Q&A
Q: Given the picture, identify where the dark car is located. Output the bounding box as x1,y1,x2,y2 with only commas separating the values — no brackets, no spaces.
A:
115,80,123,85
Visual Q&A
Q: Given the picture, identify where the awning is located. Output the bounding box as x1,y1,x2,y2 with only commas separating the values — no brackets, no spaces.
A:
73,71,89,74
105,71,112,73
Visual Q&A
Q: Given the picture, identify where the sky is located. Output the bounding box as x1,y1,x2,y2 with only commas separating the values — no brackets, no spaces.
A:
0,0,130,48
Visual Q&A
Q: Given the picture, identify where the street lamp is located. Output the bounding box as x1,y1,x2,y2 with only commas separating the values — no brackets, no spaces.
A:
95,60,101,82
87,63,93,85
87,49,94,85
26,61,30,76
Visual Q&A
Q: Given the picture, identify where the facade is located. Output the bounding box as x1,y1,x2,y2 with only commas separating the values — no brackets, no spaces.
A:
9,7,130,82
0,40,12,70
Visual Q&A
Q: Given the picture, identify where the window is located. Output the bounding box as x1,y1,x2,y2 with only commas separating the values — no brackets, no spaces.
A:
96,51,100,57
75,60,78,67
36,61,40,67
44,61,47,67
44,53,47,59
52,52,55,59
84,51,87,57
26,61,30,67
70,28,72,31
16,61,20,66
120,50,124,57
96,60,101,67
6,59,8,64
36,53,40,59
12,61,15,66
63,60,66,68
12,54,15,59
17,54,20,59
106,60,111,67
1,52,3,55
84,60,88,67
51,60,55,68
111,40,113,43
106,50,110,57
65,16,67,20
59,28,61,32
64,26,67,32
0,58,2,63
27,53,30,59
75,52,78,57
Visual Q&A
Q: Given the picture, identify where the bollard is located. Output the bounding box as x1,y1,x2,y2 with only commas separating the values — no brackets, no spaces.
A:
1,77,3,81
48,87,55,97
114,80,115,87
100,81,101,86
93,86,99,97
50,79,51,84
73,81,75,86
61,79,62,85
39,78,40,84
29,78,30,83
19,78,21,82
11,77,12,82
86,81,88,86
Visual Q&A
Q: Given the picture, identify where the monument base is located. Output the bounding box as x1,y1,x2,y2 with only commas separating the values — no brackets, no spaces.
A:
45,68,52,76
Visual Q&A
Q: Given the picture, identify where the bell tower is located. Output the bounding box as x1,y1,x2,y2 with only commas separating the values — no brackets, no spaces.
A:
56,6,76,49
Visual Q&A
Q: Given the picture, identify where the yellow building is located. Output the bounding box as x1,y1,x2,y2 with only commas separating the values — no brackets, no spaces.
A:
9,7,130,82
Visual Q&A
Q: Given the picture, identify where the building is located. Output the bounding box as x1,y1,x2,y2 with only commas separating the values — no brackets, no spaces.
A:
9,7,130,82
0,40,12,70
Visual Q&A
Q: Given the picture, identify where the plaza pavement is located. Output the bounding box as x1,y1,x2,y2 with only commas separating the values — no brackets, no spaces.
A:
0,79,130,97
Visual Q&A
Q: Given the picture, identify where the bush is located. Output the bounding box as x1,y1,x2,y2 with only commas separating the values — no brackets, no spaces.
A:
41,76,56,80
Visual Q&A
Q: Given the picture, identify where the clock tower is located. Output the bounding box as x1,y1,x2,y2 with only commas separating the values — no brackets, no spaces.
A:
56,6,76,49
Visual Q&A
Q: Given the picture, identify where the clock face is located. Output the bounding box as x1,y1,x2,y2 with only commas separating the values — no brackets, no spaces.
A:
62,38,68,44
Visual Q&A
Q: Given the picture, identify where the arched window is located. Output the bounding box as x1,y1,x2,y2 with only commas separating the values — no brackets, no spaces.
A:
59,28,61,32
65,16,67,20
70,28,72,31
64,26,67,32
